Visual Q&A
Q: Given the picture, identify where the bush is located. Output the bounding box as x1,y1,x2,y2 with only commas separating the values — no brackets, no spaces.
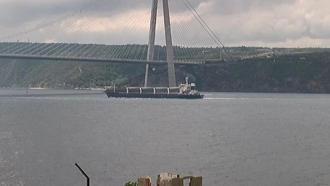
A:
125,181,137,186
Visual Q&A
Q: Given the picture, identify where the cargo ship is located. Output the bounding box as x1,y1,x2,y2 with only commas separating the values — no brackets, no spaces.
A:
105,78,204,99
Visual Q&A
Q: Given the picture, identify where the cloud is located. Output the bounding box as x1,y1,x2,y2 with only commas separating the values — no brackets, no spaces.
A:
191,0,330,47
64,10,150,33
0,0,330,47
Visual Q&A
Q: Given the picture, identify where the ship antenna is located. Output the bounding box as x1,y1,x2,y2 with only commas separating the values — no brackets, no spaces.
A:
75,163,90,186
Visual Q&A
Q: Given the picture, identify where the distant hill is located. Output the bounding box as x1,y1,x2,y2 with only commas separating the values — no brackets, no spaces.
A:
0,42,330,93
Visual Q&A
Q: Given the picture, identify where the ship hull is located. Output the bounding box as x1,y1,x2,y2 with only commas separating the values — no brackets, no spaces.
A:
105,91,204,99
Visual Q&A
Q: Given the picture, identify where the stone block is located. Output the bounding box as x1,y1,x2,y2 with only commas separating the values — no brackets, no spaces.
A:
138,177,151,186
189,177,202,186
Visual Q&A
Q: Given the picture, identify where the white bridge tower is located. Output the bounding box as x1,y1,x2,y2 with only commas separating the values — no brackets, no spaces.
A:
144,0,176,87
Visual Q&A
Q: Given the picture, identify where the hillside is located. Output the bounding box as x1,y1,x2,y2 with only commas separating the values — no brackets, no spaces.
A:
0,43,330,93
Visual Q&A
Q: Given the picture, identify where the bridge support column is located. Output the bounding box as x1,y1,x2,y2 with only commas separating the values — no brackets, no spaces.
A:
145,0,176,87
144,0,158,87
163,0,176,87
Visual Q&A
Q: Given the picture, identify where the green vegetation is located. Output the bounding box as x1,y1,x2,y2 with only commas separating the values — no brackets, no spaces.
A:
0,59,145,88
124,181,137,186
200,52,330,93
0,43,330,93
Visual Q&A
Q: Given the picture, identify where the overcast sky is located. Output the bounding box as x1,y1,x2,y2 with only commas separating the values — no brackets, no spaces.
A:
0,0,329,47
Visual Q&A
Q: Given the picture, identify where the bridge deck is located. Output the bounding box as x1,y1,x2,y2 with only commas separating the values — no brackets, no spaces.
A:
0,42,224,65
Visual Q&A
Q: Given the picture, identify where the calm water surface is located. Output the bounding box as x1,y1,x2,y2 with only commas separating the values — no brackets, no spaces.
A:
1,89,330,186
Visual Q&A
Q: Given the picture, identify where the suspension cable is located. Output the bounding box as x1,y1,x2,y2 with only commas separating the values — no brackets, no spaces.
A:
0,0,96,41
0,13,79,41
181,0,234,60
181,0,221,47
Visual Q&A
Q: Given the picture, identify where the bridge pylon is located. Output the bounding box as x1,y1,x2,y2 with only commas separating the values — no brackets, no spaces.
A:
144,0,176,87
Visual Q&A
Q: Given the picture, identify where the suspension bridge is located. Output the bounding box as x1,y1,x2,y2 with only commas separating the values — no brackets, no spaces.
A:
0,0,273,87
0,42,225,65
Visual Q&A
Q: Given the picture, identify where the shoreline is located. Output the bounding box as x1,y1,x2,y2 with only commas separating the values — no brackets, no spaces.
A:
1,87,330,95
